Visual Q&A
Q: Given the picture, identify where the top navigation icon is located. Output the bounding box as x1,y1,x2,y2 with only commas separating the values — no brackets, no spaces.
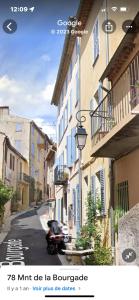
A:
3,19,17,34
102,19,116,34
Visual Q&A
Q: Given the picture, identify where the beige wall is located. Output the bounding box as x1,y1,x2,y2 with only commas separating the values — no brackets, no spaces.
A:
0,133,30,210
30,123,46,201
0,110,30,160
114,148,139,209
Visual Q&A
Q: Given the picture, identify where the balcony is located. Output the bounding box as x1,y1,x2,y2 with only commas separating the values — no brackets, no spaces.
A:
54,165,69,185
91,53,139,158
18,173,30,184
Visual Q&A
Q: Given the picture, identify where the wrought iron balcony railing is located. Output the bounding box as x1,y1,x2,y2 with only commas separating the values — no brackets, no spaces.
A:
91,53,139,146
54,165,69,185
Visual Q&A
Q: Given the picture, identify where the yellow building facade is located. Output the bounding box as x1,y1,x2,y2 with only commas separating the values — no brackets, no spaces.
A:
0,132,29,211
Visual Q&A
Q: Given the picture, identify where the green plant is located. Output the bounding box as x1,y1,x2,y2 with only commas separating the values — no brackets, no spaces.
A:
11,189,21,212
85,245,112,265
75,191,112,265
0,181,13,219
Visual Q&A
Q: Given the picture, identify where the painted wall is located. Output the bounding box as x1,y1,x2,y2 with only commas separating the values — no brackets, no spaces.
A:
114,148,139,209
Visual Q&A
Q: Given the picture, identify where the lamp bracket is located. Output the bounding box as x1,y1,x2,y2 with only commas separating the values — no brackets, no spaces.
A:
76,109,112,126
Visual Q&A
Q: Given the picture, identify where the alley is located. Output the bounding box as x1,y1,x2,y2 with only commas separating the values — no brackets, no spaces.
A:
0,205,61,265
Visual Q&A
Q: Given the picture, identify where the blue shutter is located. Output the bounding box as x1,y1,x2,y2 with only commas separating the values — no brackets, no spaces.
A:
76,184,80,234
67,135,72,167
98,83,104,132
93,18,99,62
72,189,76,225
100,169,106,216
76,72,80,104
69,90,72,118
71,127,76,163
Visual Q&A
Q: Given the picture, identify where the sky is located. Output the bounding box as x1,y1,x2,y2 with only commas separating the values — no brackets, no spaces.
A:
0,0,80,139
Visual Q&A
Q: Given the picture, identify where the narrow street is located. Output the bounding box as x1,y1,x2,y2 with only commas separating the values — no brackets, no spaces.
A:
0,204,62,265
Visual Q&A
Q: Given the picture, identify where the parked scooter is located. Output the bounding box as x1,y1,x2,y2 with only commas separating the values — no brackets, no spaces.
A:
45,220,66,255
60,223,72,243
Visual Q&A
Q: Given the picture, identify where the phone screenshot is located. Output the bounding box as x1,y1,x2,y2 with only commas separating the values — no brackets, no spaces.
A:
0,0,139,299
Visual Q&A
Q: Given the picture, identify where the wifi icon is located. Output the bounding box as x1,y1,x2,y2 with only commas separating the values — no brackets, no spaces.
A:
111,6,118,12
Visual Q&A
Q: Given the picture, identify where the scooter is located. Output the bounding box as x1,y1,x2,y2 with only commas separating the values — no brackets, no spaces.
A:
46,220,66,255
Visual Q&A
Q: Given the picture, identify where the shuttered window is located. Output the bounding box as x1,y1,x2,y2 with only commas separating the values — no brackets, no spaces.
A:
71,127,76,163
67,127,76,167
93,18,99,63
65,104,68,129
67,135,72,167
91,169,106,216
69,90,72,119
72,189,76,225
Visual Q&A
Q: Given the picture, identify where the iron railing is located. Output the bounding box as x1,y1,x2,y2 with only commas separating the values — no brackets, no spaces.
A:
91,52,139,146
54,165,69,185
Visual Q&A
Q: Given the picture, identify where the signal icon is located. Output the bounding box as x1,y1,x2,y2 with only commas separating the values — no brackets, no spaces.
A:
111,6,118,12
29,7,35,13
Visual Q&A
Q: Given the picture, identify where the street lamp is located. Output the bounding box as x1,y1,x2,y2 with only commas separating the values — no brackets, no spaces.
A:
75,108,112,233
75,125,88,150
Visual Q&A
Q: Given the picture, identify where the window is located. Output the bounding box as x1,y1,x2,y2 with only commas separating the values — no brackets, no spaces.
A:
116,181,129,214
16,123,22,132
91,83,103,136
67,135,72,167
72,189,76,225
91,169,106,216
5,144,8,163
71,127,76,163
31,126,34,136
20,162,22,174
37,133,41,144
31,143,35,156
13,156,15,171
69,90,72,119
93,18,99,64
10,154,12,170
65,104,68,129
67,127,76,167
15,140,21,152
9,154,15,171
